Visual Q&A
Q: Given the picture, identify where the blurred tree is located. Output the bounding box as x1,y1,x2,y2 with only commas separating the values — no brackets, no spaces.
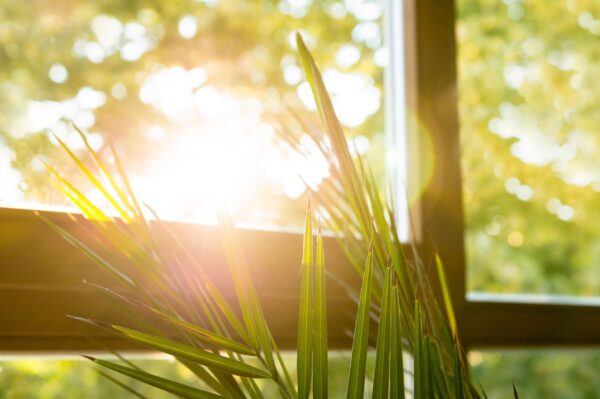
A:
457,0,600,395
0,0,385,227
0,359,192,398
458,0,600,296
470,349,600,399
0,355,364,398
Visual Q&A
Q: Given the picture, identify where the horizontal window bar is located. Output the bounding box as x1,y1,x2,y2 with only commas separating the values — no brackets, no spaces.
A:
461,300,600,348
0,208,358,352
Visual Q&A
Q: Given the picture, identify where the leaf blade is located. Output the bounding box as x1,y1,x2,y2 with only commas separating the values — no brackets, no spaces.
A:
435,254,457,338
389,285,405,399
313,219,328,399
346,247,374,399
86,356,226,399
298,200,314,399
112,325,270,378
372,266,392,399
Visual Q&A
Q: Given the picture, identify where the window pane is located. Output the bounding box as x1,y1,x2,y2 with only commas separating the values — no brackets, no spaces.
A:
0,0,386,228
0,353,383,397
458,0,600,296
470,349,600,398
0,358,192,398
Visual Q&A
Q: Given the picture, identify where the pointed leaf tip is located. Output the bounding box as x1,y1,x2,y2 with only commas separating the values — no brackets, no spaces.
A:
295,32,305,50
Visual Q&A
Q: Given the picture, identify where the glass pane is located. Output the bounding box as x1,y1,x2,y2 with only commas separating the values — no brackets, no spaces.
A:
470,349,600,398
0,357,192,398
0,352,396,397
0,0,386,228
458,0,600,296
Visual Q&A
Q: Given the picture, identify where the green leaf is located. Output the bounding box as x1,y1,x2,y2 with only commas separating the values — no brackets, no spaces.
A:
389,286,405,399
414,301,425,399
478,380,489,399
108,143,145,219
153,234,252,346
295,32,372,242
435,254,457,338
513,383,520,399
424,337,435,396
112,325,270,378
52,132,132,222
71,123,137,218
179,361,233,398
92,272,252,353
216,210,296,398
43,160,108,220
216,212,297,397
430,339,451,397
39,214,134,287
372,266,392,399
454,343,465,399
85,356,225,399
347,246,374,399
313,218,328,399
217,212,262,349
211,370,246,399
145,305,256,356
298,199,314,399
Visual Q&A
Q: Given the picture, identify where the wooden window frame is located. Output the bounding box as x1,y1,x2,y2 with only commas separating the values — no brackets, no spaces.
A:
409,0,600,349
2,0,599,356
0,207,358,352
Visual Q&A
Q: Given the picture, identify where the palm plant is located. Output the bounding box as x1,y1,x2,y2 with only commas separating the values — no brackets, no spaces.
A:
42,33,491,398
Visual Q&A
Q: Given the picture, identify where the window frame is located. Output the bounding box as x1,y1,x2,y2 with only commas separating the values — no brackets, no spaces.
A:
0,207,360,352
409,0,600,349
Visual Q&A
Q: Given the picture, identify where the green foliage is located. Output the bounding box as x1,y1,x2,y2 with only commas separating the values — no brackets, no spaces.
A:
471,349,600,399
2,0,599,393
313,221,328,399
38,33,479,398
297,202,314,399
0,359,201,399
84,356,226,399
346,247,374,399
457,0,600,296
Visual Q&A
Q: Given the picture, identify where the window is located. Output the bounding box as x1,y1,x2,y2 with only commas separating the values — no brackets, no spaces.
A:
0,0,388,351
400,0,600,391
2,0,597,393
0,0,386,228
459,0,600,299
452,0,600,349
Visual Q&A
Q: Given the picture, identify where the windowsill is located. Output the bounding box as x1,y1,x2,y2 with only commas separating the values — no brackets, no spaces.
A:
467,292,600,308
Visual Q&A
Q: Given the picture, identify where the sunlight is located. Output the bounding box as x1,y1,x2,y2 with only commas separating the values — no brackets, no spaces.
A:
129,66,332,225
0,143,24,202
129,120,330,225
5,61,336,225
131,126,260,223
0,1,386,230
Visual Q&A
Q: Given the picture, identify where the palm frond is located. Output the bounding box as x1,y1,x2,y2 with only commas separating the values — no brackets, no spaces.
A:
45,33,485,399
85,356,226,399
297,199,314,399
313,218,328,399
346,246,374,399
